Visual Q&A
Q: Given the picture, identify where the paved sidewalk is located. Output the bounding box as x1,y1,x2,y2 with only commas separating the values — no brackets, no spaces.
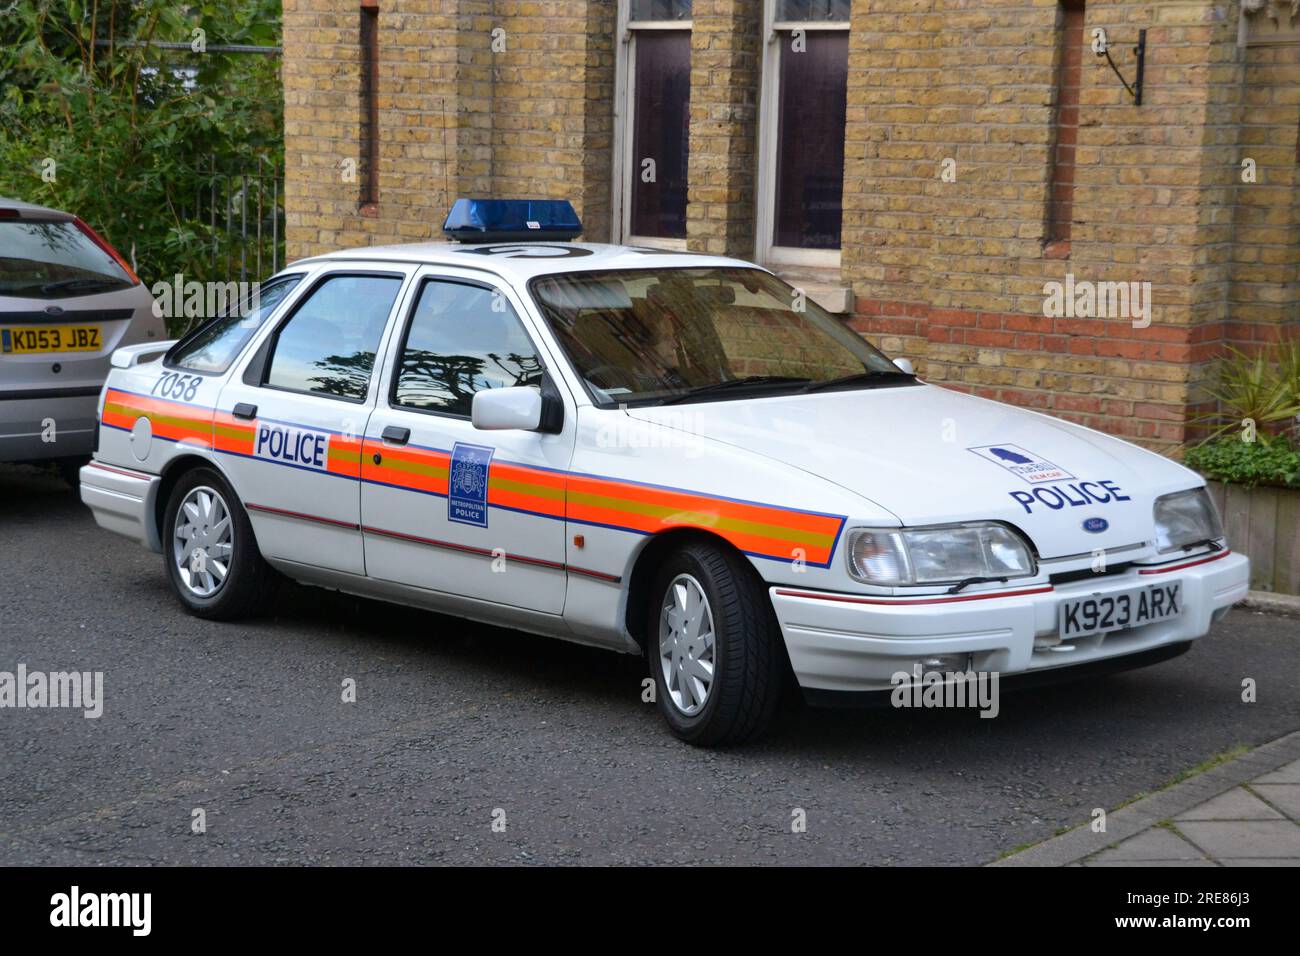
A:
993,730,1300,867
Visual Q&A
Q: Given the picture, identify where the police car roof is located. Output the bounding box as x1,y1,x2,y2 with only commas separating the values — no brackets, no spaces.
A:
292,242,758,281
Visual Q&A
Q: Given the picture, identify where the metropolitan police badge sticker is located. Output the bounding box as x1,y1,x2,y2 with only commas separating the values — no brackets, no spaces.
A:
448,442,494,528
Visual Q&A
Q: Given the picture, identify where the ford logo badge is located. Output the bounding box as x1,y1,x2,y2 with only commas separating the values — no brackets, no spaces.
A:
1082,517,1108,534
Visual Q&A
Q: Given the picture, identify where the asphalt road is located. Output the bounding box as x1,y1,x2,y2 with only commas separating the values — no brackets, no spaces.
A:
1,462,1297,866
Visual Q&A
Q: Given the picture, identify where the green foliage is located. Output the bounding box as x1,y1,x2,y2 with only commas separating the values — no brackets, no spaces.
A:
1185,437,1300,490
1193,343,1300,445
0,0,282,291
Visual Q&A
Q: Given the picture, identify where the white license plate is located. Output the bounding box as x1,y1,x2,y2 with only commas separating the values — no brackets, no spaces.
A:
1058,582,1181,639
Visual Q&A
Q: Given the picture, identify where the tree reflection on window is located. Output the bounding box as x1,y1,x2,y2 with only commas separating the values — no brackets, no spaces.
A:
393,280,542,416
264,274,401,401
304,349,382,400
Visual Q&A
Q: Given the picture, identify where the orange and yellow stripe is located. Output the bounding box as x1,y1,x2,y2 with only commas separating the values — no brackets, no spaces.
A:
102,388,212,447
359,442,567,521
361,442,842,566
101,390,845,567
567,473,843,567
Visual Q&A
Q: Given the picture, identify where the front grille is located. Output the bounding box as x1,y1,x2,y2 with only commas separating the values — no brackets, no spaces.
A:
1048,562,1133,587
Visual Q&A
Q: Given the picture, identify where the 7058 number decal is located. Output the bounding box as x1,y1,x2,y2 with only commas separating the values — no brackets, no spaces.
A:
152,371,202,402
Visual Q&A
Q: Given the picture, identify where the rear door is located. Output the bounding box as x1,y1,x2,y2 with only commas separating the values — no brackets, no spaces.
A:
360,269,576,613
217,268,411,575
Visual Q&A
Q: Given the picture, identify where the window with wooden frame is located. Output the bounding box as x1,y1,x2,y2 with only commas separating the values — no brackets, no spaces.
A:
757,0,851,269
613,0,693,247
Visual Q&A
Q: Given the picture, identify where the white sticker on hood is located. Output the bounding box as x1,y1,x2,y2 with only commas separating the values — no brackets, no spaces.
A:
968,444,1073,484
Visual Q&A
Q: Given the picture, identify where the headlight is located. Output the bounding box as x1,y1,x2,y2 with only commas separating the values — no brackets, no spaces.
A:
845,523,1036,586
1153,488,1222,554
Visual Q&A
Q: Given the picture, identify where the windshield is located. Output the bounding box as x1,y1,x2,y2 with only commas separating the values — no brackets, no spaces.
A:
529,267,909,406
0,220,134,299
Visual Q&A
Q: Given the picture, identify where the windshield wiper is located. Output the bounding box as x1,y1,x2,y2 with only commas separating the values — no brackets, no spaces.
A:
947,575,1010,595
39,277,127,295
655,375,812,405
797,369,915,394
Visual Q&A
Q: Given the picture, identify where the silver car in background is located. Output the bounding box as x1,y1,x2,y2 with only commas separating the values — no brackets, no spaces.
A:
0,198,165,485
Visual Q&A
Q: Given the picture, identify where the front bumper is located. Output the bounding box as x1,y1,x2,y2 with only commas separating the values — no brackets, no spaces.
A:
770,550,1250,694
79,459,163,552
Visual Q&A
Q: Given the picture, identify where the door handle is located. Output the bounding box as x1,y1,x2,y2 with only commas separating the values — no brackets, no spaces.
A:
381,425,410,445
232,402,257,420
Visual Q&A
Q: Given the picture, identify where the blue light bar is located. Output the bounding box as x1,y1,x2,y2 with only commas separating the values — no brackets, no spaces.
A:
442,199,582,243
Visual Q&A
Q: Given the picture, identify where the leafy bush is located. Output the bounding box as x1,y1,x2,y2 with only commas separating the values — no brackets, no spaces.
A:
1194,343,1300,445
1185,437,1300,490
0,0,282,294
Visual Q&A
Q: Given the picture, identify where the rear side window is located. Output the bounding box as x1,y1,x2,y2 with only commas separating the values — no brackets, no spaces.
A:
265,274,402,402
393,279,542,416
167,277,301,374
0,220,134,299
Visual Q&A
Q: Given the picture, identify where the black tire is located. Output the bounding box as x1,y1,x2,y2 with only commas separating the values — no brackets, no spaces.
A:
56,456,89,489
162,465,278,620
645,542,785,746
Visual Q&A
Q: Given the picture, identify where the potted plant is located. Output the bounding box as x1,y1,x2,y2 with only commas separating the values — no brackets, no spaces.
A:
1185,343,1300,595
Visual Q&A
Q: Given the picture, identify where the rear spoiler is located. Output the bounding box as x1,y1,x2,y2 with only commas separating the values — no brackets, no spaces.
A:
0,205,73,222
110,340,177,369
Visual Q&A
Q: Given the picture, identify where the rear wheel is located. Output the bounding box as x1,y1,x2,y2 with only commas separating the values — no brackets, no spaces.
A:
162,466,277,619
646,542,784,746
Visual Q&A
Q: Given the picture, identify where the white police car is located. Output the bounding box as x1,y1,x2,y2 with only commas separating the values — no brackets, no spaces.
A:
80,199,1249,745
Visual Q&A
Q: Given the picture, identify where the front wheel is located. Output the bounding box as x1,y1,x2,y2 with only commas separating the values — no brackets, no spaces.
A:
162,466,278,619
646,542,785,746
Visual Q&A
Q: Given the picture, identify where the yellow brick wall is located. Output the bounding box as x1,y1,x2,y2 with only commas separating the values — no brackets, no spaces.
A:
1230,38,1300,344
686,0,761,256
282,0,1300,453
282,0,612,262
840,0,1298,454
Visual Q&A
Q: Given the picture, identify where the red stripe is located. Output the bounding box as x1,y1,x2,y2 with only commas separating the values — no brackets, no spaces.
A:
568,565,622,584
1138,550,1231,575
773,584,1054,606
239,507,615,578
246,502,360,531
87,461,155,481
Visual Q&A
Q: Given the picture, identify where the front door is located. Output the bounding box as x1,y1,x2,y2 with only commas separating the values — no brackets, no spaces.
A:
360,272,575,613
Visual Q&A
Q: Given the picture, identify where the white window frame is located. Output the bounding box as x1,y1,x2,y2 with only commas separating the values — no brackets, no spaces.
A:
612,4,692,250
756,4,850,269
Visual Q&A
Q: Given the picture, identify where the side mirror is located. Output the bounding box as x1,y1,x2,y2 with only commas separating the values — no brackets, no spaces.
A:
471,386,544,431
893,357,915,375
